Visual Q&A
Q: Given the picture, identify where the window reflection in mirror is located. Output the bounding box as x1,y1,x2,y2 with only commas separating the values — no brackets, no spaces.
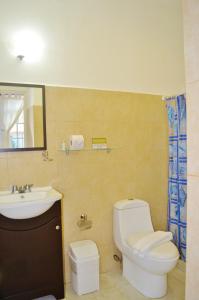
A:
0,83,46,151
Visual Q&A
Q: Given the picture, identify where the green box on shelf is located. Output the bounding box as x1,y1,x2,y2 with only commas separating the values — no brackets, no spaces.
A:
92,137,107,149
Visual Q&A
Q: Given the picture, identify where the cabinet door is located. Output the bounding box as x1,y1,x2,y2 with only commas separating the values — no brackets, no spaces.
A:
0,216,64,300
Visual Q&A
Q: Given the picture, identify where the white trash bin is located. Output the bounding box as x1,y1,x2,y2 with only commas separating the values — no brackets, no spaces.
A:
69,240,99,295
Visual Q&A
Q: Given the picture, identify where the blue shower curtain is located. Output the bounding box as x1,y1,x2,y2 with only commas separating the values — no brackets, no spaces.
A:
166,94,187,261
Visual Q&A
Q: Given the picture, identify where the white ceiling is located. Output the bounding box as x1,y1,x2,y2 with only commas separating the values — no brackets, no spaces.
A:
0,0,185,95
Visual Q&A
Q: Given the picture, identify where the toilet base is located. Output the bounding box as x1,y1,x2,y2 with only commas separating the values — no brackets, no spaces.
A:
123,255,167,298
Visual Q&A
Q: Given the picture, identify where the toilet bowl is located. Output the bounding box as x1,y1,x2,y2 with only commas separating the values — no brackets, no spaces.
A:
113,199,179,298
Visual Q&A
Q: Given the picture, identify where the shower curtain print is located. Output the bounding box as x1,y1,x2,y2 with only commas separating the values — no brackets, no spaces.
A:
166,94,187,261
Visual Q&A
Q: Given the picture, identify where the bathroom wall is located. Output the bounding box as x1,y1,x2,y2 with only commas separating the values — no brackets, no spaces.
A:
0,87,168,282
0,0,185,95
183,1,199,299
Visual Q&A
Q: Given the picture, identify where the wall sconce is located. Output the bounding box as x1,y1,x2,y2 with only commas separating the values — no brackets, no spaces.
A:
11,30,44,63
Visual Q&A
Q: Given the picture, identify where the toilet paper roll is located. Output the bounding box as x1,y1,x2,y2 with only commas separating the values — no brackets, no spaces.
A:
69,135,84,150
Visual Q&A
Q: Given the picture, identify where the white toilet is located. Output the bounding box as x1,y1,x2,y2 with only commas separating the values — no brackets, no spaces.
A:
113,199,179,298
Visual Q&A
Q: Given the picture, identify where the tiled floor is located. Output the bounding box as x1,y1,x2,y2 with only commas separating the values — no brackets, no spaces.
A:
65,268,185,300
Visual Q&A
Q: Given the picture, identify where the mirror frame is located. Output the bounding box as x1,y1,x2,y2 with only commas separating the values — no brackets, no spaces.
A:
0,82,47,152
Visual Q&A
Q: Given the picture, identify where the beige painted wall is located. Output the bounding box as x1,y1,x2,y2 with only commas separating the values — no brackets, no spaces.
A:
0,0,185,95
0,87,168,282
33,105,43,147
183,1,199,299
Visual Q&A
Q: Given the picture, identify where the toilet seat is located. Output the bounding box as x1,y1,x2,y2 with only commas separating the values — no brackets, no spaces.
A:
146,242,179,261
127,232,179,262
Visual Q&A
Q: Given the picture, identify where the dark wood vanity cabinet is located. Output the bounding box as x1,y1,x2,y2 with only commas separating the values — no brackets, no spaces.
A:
0,201,64,300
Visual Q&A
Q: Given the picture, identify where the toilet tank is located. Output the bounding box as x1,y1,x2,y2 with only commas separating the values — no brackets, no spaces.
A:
113,199,154,250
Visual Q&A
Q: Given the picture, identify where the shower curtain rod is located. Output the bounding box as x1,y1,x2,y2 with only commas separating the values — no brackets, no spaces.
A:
162,93,186,101
162,96,177,101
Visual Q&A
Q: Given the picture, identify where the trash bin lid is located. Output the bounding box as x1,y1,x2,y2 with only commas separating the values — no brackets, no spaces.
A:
69,240,99,260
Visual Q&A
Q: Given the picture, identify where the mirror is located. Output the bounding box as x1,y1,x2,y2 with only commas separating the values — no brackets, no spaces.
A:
0,83,46,152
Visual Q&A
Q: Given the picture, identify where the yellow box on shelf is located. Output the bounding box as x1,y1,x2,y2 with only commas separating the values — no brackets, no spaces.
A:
92,137,107,149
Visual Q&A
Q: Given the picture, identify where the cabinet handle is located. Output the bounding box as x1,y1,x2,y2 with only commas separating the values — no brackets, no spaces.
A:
56,225,60,230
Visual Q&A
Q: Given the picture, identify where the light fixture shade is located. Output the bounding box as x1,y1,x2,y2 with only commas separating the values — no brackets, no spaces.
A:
11,30,44,63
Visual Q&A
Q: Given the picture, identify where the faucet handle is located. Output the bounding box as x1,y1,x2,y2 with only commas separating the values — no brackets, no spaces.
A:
25,184,33,192
11,185,18,193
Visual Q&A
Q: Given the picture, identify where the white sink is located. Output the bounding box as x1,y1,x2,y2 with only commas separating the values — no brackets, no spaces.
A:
0,186,62,219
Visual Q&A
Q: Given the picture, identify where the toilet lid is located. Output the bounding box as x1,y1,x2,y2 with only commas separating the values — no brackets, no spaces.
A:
147,242,179,261
127,232,179,261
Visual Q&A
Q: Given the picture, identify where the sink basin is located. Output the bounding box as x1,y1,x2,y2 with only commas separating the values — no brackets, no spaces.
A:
0,186,62,219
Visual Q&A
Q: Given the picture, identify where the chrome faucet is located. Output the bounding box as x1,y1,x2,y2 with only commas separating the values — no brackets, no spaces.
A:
18,185,27,193
11,184,33,193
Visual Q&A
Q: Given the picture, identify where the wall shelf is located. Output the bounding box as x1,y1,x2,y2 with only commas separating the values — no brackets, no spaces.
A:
59,147,112,154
